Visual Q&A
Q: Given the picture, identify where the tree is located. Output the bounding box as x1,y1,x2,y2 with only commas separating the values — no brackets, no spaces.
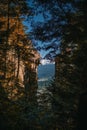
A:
0,1,41,129
0,0,35,92
30,0,87,129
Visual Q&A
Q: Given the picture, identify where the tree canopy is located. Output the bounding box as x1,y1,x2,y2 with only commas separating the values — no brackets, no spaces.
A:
29,0,87,129
30,0,87,58
0,0,87,129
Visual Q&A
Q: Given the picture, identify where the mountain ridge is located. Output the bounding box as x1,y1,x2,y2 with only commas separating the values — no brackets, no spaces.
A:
38,63,55,87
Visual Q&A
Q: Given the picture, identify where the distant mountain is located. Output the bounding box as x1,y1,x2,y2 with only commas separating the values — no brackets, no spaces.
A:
40,59,55,65
37,63,55,88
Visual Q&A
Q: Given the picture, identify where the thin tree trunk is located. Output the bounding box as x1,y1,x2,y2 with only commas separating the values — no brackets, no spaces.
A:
16,17,20,80
16,53,20,79
4,0,10,79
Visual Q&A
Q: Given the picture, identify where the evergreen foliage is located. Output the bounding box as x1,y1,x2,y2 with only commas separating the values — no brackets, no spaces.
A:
0,0,40,129
0,0,87,129
30,0,87,129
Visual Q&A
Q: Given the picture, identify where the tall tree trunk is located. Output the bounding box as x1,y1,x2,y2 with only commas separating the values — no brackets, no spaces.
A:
16,52,20,79
16,17,20,81
4,0,10,79
24,66,38,106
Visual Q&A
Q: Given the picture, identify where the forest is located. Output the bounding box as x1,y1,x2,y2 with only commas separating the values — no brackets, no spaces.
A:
0,0,87,130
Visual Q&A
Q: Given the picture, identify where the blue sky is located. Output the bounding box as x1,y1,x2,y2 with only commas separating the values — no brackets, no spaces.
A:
24,0,76,59
23,1,47,58
24,24,51,58
22,0,56,59
24,0,61,59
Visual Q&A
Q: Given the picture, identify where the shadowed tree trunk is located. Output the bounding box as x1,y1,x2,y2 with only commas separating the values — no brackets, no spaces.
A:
24,66,38,105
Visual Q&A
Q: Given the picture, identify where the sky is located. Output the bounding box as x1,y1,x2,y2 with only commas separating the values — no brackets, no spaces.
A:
23,15,46,58
23,0,53,59
23,0,77,60
24,0,61,60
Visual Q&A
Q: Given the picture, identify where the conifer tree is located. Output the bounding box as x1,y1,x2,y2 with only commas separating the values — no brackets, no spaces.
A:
30,0,87,129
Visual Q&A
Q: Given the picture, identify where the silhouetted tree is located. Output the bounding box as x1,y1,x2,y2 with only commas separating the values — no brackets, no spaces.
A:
30,0,87,129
